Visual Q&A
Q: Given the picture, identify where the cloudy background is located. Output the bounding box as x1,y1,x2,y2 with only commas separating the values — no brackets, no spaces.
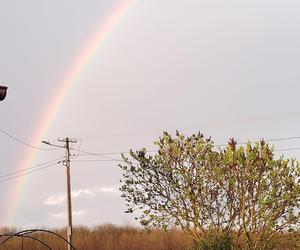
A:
1,0,300,228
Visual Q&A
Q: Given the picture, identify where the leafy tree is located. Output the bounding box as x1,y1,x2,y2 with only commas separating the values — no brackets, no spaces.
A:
119,132,300,249
217,139,300,249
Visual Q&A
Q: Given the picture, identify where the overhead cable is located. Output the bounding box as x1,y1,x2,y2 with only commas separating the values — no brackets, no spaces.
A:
0,157,63,180
73,159,120,162
0,161,61,184
275,147,300,152
215,136,300,147
77,135,300,157
0,128,58,151
74,149,123,161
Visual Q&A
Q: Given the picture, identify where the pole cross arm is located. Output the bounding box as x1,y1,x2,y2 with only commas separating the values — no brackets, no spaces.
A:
0,86,8,101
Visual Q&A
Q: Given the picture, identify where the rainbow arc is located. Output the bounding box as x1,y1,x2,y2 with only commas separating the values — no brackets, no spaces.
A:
4,0,135,225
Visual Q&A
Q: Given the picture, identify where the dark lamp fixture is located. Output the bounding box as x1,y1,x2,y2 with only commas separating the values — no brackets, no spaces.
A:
0,86,8,101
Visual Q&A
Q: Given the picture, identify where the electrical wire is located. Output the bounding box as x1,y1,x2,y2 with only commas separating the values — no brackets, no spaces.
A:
76,136,300,157
275,147,300,152
0,161,61,184
73,159,121,162
77,149,157,156
3,126,300,155
260,136,300,143
0,128,59,151
76,147,300,159
0,135,298,183
74,149,123,161
72,138,82,159
0,157,64,180
215,136,300,147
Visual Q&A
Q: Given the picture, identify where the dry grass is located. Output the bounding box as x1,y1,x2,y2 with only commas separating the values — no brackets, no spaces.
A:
0,224,190,250
0,224,299,250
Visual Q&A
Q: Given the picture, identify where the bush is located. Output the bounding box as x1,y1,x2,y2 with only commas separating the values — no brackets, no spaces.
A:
191,232,232,250
120,132,300,249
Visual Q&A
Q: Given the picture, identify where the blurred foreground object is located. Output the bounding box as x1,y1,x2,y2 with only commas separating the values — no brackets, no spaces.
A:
0,86,8,101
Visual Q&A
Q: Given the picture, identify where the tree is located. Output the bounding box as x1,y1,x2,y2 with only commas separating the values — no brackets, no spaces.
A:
119,132,300,249
217,139,300,249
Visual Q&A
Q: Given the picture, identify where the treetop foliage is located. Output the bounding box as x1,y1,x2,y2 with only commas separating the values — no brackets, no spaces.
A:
119,131,300,249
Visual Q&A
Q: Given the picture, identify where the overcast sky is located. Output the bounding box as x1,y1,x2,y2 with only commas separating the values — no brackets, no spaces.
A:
1,0,300,228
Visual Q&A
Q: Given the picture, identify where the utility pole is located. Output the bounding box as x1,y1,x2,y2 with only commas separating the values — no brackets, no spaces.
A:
58,137,77,250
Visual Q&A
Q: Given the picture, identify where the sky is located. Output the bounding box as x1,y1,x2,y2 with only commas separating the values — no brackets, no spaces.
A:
1,0,300,228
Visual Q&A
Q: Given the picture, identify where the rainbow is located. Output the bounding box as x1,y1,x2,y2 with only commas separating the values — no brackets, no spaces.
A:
4,0,136,225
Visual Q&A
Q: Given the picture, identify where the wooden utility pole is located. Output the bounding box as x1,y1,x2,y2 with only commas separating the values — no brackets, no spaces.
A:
58,137,77,250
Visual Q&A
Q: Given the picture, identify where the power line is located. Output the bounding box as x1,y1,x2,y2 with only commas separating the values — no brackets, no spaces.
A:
0,136,298,183
0,128,59,151
76,136,300,158
77,149,157,156
275,147,300,152
0,161,61,184
74,149,123,161
73,159,120,162
2,126,300,154
76,147,300,159
0,157,63,180
260,136,300,143
215,136,300,147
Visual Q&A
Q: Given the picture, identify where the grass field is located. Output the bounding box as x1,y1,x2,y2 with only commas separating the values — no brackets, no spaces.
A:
0,224,299,250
